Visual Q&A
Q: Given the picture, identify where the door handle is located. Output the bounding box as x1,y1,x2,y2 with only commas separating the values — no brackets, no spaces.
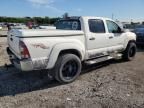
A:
109,36,113,39
89,37,95,40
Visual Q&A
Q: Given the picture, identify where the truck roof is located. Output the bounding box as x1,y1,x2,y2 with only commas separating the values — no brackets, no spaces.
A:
80,16,112,21
62,16,113,21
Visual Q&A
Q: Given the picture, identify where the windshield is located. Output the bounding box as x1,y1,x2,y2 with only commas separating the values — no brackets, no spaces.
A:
56,20,81,30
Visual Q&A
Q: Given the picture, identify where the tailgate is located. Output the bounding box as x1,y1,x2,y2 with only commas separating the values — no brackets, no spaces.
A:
7,30,21,59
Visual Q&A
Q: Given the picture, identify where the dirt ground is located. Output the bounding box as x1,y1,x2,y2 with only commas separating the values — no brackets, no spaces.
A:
0,37,144,108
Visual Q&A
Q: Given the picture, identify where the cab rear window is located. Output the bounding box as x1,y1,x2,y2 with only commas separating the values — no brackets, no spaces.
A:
56,20,81,30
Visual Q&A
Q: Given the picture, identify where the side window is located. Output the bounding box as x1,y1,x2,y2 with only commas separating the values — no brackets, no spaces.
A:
89,19,105,33
106,20,122,33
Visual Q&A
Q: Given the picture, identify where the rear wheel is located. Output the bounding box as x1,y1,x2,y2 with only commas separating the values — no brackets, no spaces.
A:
122,42,137,61
54,54,81,83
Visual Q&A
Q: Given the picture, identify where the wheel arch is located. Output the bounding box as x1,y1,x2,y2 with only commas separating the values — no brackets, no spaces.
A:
59,49,82,60
122,40,137,61
47,42,85,69
126,40,136,48
128,40,136,44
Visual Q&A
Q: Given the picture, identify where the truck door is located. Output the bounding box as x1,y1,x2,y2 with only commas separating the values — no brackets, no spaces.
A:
87,19,109,58
106,20,125,52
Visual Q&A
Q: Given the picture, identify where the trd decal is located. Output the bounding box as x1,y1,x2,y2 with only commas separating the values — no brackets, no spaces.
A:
31,43,49,49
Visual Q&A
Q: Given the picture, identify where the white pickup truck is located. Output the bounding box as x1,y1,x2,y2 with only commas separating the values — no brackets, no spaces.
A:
7,16,136,83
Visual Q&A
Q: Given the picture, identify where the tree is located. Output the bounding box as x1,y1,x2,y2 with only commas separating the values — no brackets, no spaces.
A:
0,16,59,25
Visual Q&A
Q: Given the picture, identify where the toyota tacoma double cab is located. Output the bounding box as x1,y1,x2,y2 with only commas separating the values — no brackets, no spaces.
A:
7,16,137,83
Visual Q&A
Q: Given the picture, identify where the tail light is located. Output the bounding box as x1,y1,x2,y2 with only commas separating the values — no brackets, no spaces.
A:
19,41,31,59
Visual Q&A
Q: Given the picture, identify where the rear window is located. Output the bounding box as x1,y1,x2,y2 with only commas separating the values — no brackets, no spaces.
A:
89,19,105,33
56,20,81,30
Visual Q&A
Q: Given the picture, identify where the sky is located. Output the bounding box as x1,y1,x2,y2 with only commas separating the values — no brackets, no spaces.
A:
0,0,144,21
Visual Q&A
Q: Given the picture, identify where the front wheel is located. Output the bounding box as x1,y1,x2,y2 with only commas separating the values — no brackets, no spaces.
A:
122,42,137,61
53,54,82,83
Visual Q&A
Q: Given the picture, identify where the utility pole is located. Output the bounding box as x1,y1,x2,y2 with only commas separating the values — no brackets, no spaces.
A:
112,13,114,20
131,19,133,23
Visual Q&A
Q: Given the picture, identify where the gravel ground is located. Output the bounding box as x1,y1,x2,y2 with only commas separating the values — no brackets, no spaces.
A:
0,37,144,108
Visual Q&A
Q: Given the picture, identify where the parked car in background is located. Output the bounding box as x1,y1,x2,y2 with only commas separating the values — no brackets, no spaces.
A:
11,25,28,30
39,24,56,29
133,28,144,46
32,25,41,29
0,26,2,30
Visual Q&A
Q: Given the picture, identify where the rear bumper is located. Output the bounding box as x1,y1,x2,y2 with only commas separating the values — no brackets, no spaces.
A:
7,47,34,71
13,59,34,71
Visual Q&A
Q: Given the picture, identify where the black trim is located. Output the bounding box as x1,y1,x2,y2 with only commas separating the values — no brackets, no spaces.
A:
16,34,84,38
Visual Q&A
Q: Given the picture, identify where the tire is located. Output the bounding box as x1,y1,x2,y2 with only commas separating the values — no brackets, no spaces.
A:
54,54,82,83
122,42,137,61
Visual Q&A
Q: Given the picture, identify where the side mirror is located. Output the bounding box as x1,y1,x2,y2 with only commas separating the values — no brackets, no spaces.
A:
123,29,131,32
117,27,125,33
120,29,125,33
112,28,123,33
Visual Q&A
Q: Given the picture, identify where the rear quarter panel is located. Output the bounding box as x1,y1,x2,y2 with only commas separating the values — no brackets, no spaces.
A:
22,35,85,70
